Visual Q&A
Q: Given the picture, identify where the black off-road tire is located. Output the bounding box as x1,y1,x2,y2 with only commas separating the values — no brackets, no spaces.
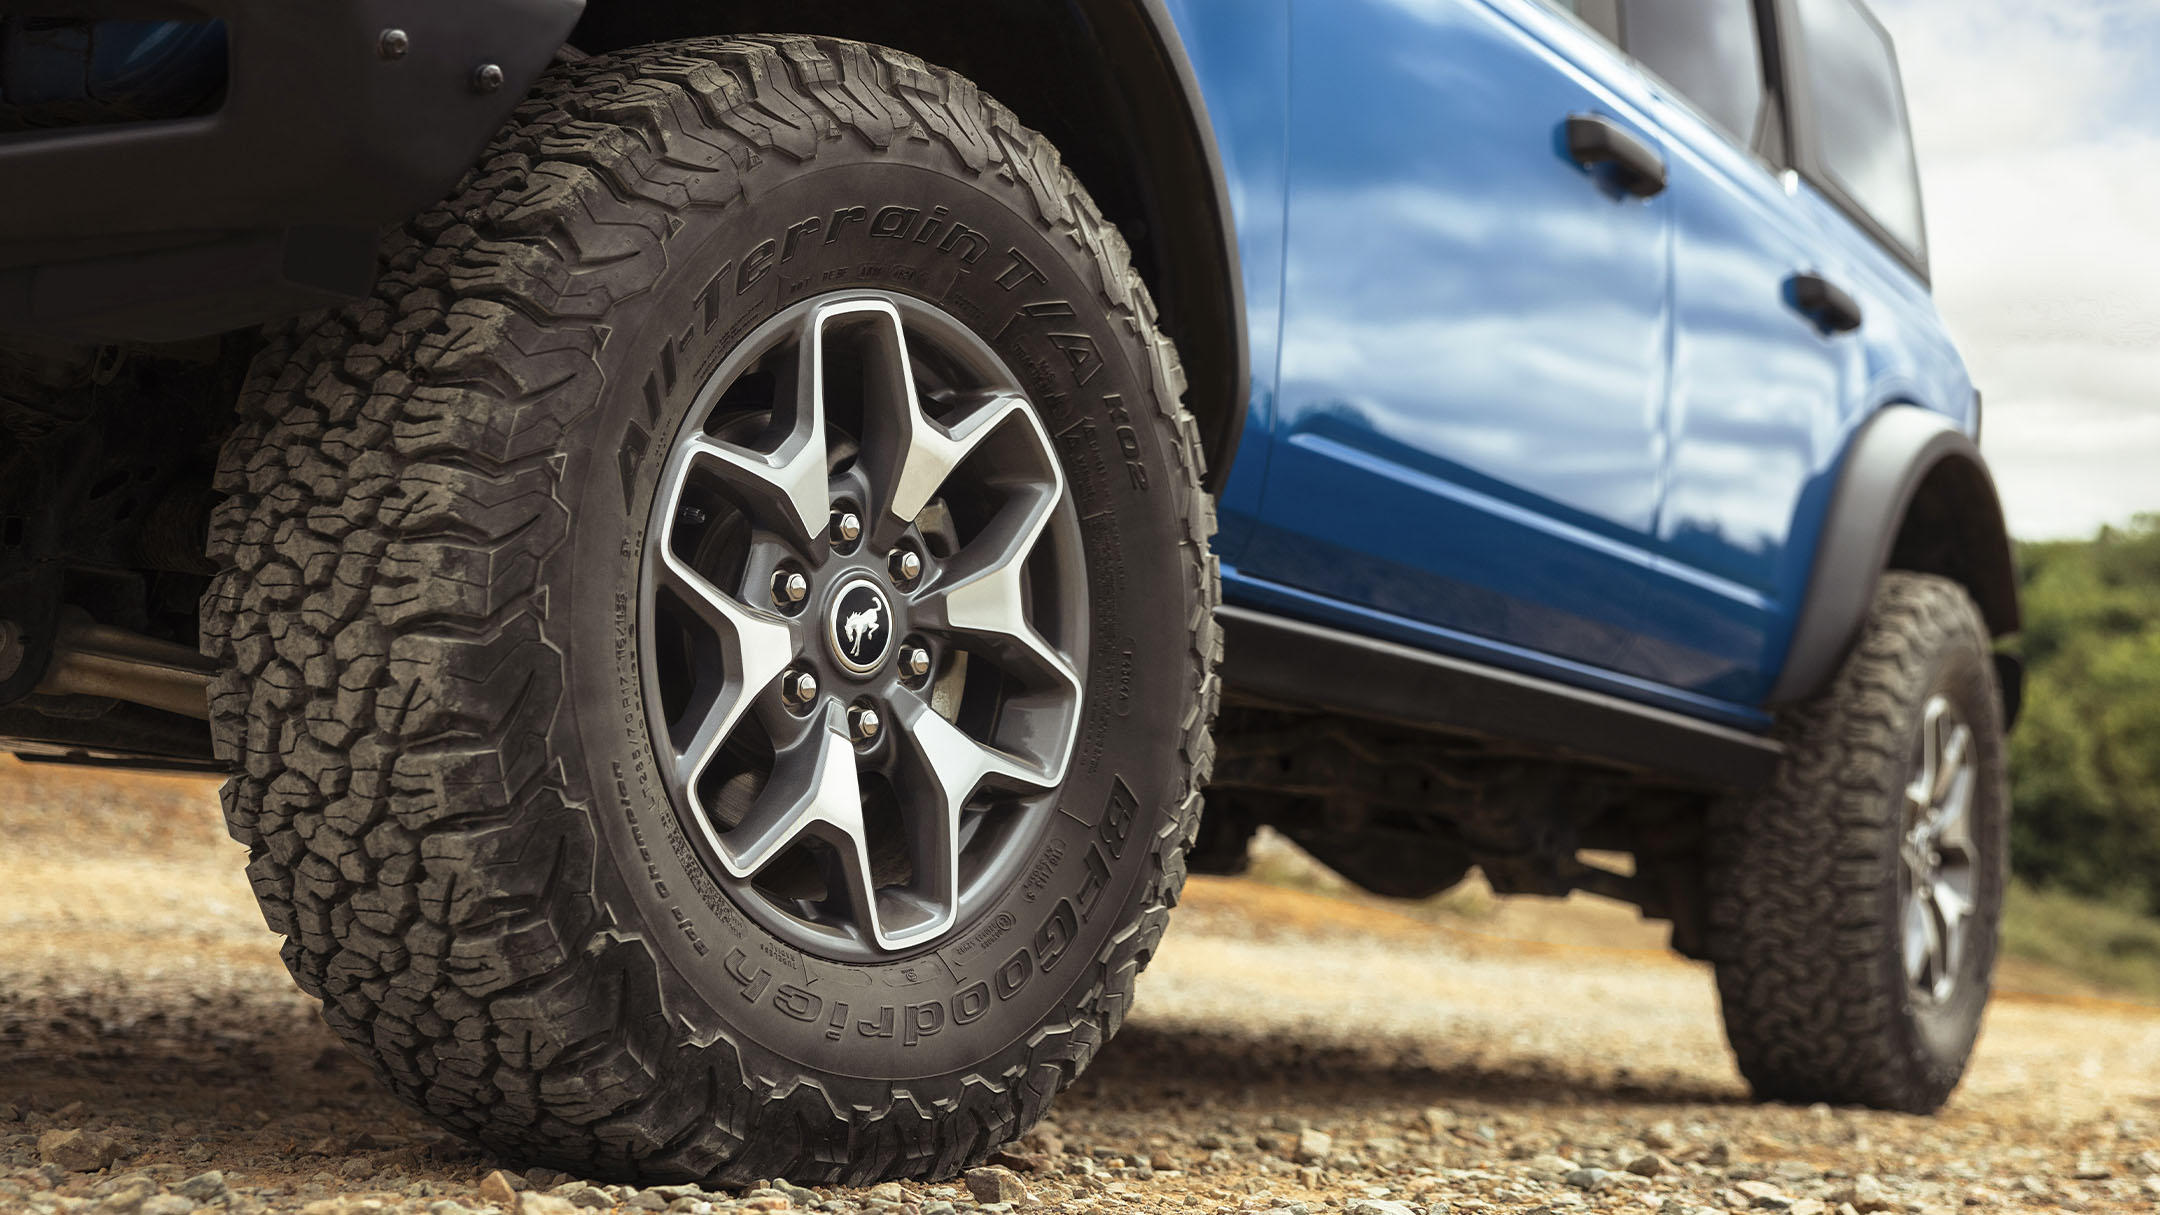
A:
1706,572,2007,1113
202,36,1218,1184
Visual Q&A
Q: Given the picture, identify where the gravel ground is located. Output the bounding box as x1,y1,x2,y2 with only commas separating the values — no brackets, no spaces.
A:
4,760,2160,1215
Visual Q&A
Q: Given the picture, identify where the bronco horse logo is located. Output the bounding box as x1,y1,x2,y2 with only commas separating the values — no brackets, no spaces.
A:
843,600,883,659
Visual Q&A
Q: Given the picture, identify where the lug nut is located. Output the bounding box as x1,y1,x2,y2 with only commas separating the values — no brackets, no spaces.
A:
782,669,819,707
890,549,923,584
849,705,882,742
899,645,932,680
376,28,410,60
472,63,506,93
772,570,808,606
832,511,862,545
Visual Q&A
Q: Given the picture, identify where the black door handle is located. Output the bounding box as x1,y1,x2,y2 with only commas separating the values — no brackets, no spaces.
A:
1564,113,1668,198
1790,272,1864,333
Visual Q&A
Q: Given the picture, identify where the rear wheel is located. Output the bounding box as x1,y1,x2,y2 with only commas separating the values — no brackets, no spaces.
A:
203,35,1217,1184
1706,572,2007,1113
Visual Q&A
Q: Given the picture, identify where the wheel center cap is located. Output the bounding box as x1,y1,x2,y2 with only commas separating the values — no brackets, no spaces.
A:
828,577,894,674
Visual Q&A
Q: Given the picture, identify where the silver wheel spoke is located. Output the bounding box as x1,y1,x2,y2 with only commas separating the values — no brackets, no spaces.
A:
667,308,832,551
655,550,795,790
711,706,885,943
1934,762,1977,855
853,298,1038,540
1931,721,1970,807
910,399,1080,716
888,690,1059,942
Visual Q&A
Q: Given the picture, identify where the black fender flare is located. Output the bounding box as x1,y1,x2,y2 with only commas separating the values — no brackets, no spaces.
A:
1768,405,2021,710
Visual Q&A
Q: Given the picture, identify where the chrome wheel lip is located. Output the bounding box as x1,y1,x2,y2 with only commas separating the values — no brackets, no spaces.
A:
634,290,1087,962
1899,693,1978,1005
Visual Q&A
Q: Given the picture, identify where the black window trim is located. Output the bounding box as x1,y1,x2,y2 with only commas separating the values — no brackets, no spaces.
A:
1765,0,1932,284
1610,0,1789,174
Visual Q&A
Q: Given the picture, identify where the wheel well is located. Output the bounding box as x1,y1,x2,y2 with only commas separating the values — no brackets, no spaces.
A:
567,1,1248,491
1885,452,2021,642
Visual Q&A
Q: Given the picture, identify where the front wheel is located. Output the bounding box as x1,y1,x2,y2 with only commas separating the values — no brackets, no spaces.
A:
1706,572,2008,1113
203,35,1218,1185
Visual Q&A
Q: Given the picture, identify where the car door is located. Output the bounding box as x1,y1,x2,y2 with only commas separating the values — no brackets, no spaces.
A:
1239,0,1675,678
1605,0,1862,708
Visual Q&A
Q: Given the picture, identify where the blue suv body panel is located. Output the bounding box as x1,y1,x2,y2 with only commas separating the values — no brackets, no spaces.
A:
1167,0,1976,733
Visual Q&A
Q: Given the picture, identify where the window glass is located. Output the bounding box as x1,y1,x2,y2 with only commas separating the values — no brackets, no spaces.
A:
1795,0,1925,255
1622,0,1766,144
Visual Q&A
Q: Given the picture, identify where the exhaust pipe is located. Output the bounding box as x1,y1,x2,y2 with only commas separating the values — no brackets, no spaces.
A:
35,617,215,721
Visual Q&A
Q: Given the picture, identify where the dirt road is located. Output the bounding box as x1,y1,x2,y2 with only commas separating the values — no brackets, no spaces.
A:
4,759,2158,1215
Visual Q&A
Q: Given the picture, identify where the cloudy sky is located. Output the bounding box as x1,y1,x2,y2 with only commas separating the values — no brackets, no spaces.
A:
1877,0,2160,539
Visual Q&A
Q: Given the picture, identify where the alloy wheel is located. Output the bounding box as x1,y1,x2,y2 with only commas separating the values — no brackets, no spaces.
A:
638,293,1087,961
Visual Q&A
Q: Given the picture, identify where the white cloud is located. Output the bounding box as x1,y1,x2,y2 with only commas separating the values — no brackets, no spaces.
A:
1877,0,2160,538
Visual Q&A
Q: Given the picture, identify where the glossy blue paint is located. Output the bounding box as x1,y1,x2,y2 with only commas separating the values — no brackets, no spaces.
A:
1246,0,1676,676
1156,0,1292,566
1168,0,1971,725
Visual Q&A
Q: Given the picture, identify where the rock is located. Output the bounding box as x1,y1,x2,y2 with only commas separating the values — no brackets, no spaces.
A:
1833,1174,1894,1212
991,1147,1050,1174
520,1197,577,1215
2132,1149,2160,1176
1347,1202,1420,1215
298,1202,392,1215
769,1179,818,1205
865,1181,906,1202
94,1177,158,1215
1642,1121,1680,1151
39,1129,123,1173
2072,1156,2111,1180
1733,1179,1792,1210
1564,1168,1611,1190
1422,1107,1459,1134
964,1166,1029,1204
175,1173,228,1203
1625,1154,1669,1177
138,1199,194,1215
625,1193,667,1211
1525,1155,1581,1184
479,1170,521,1212
1292,1129,1333,1165
1788,1200,1828,1215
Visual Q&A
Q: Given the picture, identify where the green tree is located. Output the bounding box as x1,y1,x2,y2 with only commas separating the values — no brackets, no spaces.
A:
2007,516,2160,912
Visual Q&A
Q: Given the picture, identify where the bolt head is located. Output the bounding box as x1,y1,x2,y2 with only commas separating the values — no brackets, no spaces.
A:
784,670,819,705
850,706,882,741
900,646,931,679
891,550,923,583
772,570,808,605
833,512,863,544
377,28,410,60
472,63,505,93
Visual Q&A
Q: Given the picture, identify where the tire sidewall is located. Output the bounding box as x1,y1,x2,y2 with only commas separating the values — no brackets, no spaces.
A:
543,146,1192,1086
